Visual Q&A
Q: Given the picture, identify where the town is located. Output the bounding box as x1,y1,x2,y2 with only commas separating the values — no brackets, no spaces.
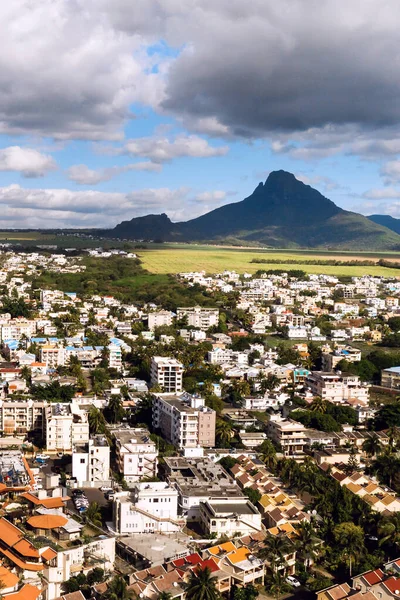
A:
0,249,398,600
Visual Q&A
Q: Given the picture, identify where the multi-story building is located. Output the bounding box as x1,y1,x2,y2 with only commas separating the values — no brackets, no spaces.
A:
153,393,216,449
72,435,110,486
306,371,369,404
199,497,262,537
111,427,158,483
150,356,184,393
267,416,308,460
381,366,400,390
45,402,89,452
39,344,65,368
1,319,37,341
0,399,46,435
322,346,362,372
112,482,182,534
108,343,122,371
148,310,174,331
177,306,219,331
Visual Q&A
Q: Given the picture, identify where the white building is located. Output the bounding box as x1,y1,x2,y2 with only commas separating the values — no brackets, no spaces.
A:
153,393,216,449
45,402,89,452
267,416,308,460
150,356,184,393
112,427,158,483
72,435,110,486
112,482,182,534
177,306,219,330
0,398,46,435
1,319,37,341
200,497,262,537
306,371,369,404
148,310,174,331
40,344,65,368
108,343,122,371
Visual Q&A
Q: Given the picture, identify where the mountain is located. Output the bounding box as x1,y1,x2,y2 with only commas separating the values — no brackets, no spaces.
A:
112,171,400,250
368,214,400,235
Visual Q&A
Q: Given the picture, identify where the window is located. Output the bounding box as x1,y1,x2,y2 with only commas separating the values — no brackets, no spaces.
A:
153,498,159,503
80,458,85,464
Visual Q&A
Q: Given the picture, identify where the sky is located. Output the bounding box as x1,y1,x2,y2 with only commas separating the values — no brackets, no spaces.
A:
1,0,400,228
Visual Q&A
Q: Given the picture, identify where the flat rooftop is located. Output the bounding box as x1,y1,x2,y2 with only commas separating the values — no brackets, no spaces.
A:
0,451,31,488
118,533,190,566
206,500,257,516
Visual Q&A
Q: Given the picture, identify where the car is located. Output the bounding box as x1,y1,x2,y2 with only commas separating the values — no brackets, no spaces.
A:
33,484,43,490
36,454,50,460
57,452,64,458
105,491,115,501
286,576,301,588
72,489,84,497
100,486,113,492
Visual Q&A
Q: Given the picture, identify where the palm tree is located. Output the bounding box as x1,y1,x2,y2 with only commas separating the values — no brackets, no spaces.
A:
378,513,400,549
294,520,320,570
85,502,102,528
184,566,220,600
258,533,293,570
158,593,172,600
310,396,327,413
387,426,400,451
106,395,125,424
215,419,233,447
362,433,382,458
88,406,106,434
257,439,277,469
105,576,136,600
333,522,365,577
264,567,291,599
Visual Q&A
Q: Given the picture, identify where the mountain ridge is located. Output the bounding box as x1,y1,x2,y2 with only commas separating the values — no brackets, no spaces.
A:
112,171,400,250
368,214,400,236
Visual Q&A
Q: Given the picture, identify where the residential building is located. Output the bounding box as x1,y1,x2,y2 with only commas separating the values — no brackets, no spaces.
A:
111,426,158,483
112,482,183,534
45,402,89,452
322,346,362,371
0,399,45,435
267,416,308,460
150,356,184,393
148,310,174,331
177,306,219,330
72,435,110,486
199,497,262,537
381,366,400,390
39,344,65,368
306,371,369,404
153,393,216,448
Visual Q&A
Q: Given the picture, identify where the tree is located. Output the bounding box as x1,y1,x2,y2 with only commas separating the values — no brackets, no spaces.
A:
244,487,261,506
105,576,136,600
85,502,102,527
310,396,327,413
378,513,400,550
158,593,172,600
184,567,220,600
343,447,360,476
257,439,277,470
263,568,291,599
362,433,382,458
215,419,233,447
294,521,320,570
88,406,106,434
258,533,293,569
86,568,105,585
333,522,365,576
105,395,125,424
373,403,400,430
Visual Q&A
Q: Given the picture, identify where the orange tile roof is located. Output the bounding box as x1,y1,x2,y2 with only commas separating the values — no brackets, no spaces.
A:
208,541,236,555
41,547,57,561
228,547,250,564
0,547,44,571
21,492,67,508
0,565,19,589
0,518,23,547
14,539,40,558
3,584,41,600
28,515,68,529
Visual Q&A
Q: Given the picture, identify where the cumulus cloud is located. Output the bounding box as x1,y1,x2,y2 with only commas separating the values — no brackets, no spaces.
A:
0,0,166,140
0,146,57,177
122,134,229,162
0,183,230,227
380,161,400,185
363,188,400,200
67,162,161,185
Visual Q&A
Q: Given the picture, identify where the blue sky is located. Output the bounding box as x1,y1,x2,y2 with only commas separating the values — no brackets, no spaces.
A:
0,0,399,228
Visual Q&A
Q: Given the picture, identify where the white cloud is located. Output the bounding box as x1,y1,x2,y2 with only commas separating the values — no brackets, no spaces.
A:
380,161,400,185
0,183,230,227
363,187,400,200
123,134,229,162
67,162,161,185
0,146,56,177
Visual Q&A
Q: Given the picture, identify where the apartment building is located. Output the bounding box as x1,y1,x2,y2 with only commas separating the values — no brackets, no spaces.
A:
381,366,400,390
39,344,65,368
0,399,46,435
72,435,110,486
177,306,219,330
267,416,308,460
45,402,89,452
148,310,174,331
1,319,37,341
108,343,123,371
322,346,362,371
164,455,242,520
306,371,369,404
112,482,182,534
150,356,184,393
153,393,216,448
111,427,158,483
200,497,262,537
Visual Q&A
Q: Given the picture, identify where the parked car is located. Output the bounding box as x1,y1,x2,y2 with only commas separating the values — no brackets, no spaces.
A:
105,491,115,501
100,486,113,492
33,484,43,490
286,576,301,588
36,454,50,460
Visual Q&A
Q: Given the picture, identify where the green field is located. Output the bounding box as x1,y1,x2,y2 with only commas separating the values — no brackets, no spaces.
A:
138,246,400,277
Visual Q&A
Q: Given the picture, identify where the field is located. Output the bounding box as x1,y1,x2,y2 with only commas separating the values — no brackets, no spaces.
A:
138,245,400,277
